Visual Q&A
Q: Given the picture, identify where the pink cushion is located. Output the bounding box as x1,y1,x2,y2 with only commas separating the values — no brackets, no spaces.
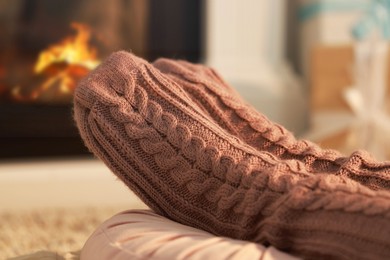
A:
81,209,298,260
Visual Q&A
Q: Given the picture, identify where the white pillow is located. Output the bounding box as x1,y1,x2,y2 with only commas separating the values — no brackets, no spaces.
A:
81,209,299,260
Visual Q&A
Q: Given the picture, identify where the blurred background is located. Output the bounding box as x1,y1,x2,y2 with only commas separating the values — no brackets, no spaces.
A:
0,0,303,159
2,0,390,257
3,0,389,160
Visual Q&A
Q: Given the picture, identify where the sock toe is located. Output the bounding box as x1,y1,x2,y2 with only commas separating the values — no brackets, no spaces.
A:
74,51,149,108
153,58,235,93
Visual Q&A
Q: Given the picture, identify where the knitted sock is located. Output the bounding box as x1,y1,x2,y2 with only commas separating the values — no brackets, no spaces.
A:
74,51,390,259
153,58,390,191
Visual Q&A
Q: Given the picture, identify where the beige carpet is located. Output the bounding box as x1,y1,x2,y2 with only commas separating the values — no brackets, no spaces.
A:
1,205,147,260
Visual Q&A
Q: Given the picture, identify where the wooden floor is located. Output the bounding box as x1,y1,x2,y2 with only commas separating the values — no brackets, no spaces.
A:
0,157,147,259
0,157,146,212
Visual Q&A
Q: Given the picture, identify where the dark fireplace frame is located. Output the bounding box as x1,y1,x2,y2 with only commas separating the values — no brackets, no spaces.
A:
0,0,202,158
0,103,89,158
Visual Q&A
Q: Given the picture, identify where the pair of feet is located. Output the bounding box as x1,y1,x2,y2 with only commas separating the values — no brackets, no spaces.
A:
74,51,390,259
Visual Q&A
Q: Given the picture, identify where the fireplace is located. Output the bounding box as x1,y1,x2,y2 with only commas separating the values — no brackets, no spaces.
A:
0,0,202,158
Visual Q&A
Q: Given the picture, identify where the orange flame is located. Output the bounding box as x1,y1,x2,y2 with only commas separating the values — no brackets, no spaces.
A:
12,22,100,103
35,23,100,73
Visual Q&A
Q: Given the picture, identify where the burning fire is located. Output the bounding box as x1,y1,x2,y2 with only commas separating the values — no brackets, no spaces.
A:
34,23,99,73
12,23,100,103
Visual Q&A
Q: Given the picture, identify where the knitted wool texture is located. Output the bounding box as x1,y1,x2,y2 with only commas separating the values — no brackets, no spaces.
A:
154,58,390,191
74,51,390,260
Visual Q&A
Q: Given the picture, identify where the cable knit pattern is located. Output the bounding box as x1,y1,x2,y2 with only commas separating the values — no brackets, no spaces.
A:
74,51,390,260
154,58,390,191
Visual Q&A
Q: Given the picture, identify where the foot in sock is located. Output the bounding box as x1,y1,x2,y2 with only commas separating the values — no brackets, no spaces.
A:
74,51,390,259
153,58,390,191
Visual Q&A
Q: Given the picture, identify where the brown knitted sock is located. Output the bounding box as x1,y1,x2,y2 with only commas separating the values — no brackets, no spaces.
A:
153,58,390,191
74,51,390,260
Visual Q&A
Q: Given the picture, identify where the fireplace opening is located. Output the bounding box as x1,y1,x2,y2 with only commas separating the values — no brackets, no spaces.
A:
0,0,202,158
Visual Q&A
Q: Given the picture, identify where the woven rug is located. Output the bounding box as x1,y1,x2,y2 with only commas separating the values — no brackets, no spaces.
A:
1,205,147,259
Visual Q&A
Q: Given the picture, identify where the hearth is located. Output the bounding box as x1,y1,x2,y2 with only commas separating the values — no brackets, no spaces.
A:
0,0,201,158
